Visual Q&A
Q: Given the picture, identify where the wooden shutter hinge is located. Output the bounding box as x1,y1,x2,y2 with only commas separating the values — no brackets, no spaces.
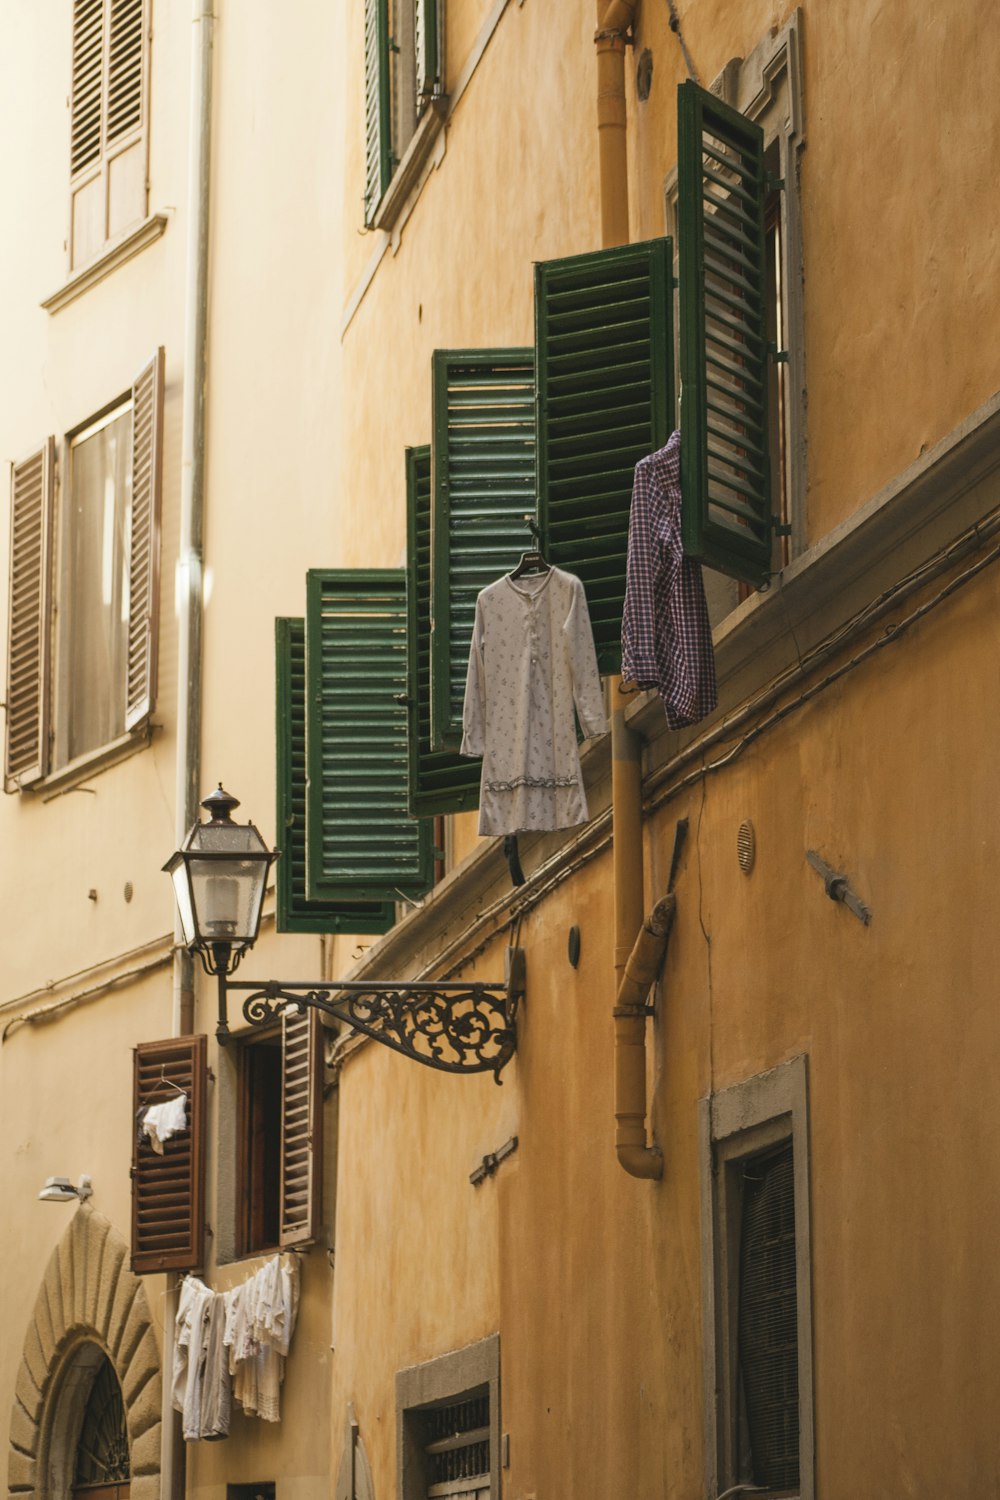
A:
766,174,785,193
767,342,789,364
771,519,792,537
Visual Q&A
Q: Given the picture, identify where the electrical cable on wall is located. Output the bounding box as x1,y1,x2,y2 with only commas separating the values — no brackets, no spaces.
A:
665,0,699,83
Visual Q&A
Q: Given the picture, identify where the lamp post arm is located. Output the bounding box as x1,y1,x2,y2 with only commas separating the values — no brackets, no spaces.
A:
217,955,525,1083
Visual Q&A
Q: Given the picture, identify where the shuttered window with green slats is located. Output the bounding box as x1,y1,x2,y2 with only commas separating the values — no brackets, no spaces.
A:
535,240,674,676
678,79,774,587
364,0,441,226
430,349,536,751
275,618,395,933
306,570,432,903
406,447,481,816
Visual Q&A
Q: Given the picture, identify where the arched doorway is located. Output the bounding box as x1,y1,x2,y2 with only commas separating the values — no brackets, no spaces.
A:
7,1209,161,1500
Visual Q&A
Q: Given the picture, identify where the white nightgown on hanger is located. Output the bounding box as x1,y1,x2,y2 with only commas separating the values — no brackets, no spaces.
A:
460,567,607,835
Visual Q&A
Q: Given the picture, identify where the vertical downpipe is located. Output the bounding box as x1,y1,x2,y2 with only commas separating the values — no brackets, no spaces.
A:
595,0,662,1179
163,4,215,1498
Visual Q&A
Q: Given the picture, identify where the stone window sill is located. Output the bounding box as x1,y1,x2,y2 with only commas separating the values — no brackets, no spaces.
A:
41,213,169,315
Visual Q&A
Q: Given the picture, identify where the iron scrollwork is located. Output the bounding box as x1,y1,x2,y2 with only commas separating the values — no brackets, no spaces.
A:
227,950,524,1083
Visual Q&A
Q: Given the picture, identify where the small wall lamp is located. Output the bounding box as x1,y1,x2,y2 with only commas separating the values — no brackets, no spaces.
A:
164,787,522,1081
38,1174,93,1203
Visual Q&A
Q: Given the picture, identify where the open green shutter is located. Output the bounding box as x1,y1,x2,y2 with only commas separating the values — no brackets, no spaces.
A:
415,0,440,105
535,240,674,675
364,0,390,223
678,79,772,586
306,570,432,902
406,447,481,816
430,349,535,751
276,618,394,933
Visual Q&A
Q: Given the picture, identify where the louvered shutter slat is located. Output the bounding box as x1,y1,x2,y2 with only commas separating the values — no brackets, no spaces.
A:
5,441,53,790
406,447,481,816
108,0,144,141
305,571,433,902
364,0,390,222
678,79,772,585
131,1036,206,1273
535,241,673,676
430,351,535,752
125,347,164,731
275,618,395,933
71,0,104,177
280,1009,322,1247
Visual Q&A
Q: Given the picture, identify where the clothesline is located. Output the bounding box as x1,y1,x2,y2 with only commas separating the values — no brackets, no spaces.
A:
173,1253,300,1441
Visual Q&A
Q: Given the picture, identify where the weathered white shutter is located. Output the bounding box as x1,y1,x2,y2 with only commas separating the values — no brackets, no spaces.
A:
280,1007,324,1247
125,346,164,731
5,441,54,791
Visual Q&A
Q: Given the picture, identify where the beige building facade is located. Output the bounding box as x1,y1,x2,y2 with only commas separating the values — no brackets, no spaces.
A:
2,3,999,1500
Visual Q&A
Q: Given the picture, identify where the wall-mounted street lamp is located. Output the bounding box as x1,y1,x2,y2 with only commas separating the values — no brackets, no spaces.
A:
164,787,522,1081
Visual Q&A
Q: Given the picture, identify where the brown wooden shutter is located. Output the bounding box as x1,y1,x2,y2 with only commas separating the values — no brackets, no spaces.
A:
107,0,144,144
131,1034,206,1274
280,1008,323,1247
125,347,164,731
5,440,54,792
71,0,104,179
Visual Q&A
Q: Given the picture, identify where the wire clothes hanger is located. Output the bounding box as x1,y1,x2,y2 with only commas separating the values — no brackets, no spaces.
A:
148,1066,187,1099
509,513,550,580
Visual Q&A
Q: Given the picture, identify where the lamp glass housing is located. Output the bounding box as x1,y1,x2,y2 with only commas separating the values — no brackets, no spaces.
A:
166,808,274,954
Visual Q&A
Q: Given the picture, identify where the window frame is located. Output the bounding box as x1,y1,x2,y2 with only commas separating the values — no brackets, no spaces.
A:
55,396,134,771
3,349,164,795
396,1334,501,1500
69,0,151,272
364,0,445,230
699,1054,814,1500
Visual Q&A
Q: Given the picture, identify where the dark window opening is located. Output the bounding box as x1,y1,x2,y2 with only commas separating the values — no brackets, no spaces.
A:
736,1140,799,1494
226,1484,275,1500
238,1033,282,1256
73,1353,130,1498
406,1384,491,1497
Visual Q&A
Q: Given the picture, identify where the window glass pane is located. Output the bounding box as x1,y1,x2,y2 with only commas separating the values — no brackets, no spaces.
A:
58,406,132,764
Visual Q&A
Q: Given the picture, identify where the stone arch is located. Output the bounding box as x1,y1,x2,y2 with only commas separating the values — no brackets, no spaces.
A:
7,1207,161,1500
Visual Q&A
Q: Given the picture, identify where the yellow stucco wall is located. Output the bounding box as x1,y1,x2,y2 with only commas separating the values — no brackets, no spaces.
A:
3,2,999,1499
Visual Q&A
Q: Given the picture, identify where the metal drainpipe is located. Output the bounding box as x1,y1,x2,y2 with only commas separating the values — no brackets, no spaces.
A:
162,4,215,1498
595,0,663,1179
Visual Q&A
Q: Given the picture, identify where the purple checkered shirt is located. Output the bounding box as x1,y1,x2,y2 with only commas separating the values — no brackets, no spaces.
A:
621,430,717,729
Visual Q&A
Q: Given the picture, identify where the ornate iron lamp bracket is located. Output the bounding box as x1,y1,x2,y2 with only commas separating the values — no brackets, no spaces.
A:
219,947,524,1083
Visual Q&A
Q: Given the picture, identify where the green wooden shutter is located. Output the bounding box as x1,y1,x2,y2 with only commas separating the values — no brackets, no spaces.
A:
364,0,390,223
275,618,394,933
678,79,772,586
306,570,432,902
430,349,535,751
415,0,440,106
535,240,674,675
406,447,480,816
